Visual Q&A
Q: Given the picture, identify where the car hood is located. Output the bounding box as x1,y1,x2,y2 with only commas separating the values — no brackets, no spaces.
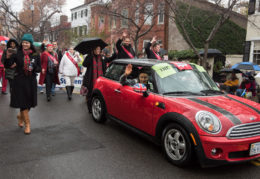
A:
165,94,260,135
183,95,260,124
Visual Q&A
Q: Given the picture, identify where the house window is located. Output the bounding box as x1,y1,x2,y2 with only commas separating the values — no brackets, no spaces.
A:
75,12,77,19
81,10,83,18
71,13,73,21
79,26,83,36
253,41,260,64
135,4,140,24
84,25,87,35
143,40,150,53
111,16,116,29
121,9,128,27
85,9,88,17
144,3,153,25
158,3,164,24
99,16,105,30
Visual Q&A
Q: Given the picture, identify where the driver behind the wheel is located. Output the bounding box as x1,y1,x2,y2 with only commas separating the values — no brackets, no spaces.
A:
119,64,151,90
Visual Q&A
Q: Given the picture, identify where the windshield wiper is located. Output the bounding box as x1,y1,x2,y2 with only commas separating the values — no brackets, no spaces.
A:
200,89,224,95
163,91,203,96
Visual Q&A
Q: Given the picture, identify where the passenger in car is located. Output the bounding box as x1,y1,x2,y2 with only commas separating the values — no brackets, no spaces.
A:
119,64,152,91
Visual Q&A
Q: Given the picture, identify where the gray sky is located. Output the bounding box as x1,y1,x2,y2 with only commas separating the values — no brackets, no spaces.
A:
12,0,84,18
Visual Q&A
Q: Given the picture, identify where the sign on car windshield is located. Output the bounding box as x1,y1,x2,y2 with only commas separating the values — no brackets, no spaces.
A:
152,63,176,78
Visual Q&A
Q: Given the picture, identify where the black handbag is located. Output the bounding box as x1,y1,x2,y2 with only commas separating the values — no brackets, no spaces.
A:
5,68,16,80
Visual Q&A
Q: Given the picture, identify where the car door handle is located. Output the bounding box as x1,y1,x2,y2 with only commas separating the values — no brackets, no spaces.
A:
114,89,121,93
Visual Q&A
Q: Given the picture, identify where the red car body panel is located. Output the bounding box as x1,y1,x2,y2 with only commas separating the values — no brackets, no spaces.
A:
93,64,260,165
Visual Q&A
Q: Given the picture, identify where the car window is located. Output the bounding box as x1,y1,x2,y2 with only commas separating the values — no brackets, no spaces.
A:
104,63,125,81
131,65,156,93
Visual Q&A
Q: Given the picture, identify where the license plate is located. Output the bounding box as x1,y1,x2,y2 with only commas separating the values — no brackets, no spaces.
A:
249,142,260,156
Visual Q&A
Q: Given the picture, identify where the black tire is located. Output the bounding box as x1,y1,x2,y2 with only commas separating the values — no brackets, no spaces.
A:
162,123,192,167
91,95,107,123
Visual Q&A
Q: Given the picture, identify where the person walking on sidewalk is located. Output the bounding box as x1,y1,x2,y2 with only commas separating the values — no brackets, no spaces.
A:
4,33,41,135
39,44,60,101
145,36,162,60
0,41,8,95
59,47,81,100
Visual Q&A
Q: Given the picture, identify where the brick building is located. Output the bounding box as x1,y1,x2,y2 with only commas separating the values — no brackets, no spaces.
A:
44,15,71,48
89,0,168,54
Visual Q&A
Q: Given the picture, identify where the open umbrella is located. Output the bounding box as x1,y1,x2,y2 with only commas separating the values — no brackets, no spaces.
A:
231,62,260,71
220,68,242,73
0,36,9,42
74,37,108,55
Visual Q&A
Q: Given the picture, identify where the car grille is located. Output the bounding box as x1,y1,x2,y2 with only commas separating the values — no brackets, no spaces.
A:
226,122,260,139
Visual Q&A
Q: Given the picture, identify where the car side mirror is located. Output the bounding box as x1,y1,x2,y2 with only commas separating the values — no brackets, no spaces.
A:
143,91,149,97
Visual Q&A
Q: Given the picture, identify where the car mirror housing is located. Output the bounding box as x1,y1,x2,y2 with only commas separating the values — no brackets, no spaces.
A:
143,91,149,97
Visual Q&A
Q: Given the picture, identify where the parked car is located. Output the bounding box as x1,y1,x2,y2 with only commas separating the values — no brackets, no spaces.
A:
90,59,260,167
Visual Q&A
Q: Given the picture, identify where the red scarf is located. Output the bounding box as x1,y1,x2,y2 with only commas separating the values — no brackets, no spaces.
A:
93,55,103,85
152,50,162,60
121,46,134,59
46,52,58,64
66,52,80,76
23,49,32,75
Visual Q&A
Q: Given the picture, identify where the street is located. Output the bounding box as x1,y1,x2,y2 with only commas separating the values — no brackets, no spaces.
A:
0,91,259,179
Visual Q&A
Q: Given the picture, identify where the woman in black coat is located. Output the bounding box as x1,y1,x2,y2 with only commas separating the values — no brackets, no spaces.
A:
4,33,41,135
83,46,116,112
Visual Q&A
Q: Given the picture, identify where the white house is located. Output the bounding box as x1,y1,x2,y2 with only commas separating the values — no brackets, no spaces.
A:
244,0,260,65
70,0,102,37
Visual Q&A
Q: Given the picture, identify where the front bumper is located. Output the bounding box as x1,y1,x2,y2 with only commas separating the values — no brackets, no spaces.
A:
199,135,260,162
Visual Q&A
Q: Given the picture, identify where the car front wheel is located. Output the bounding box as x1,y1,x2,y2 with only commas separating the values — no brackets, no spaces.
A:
91,95,106,123
162,123,192,166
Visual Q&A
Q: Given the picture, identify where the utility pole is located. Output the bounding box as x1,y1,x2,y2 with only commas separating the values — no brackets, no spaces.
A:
30,0,34,34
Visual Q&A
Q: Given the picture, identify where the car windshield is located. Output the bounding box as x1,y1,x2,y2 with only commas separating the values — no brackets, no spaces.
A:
154,64,221,95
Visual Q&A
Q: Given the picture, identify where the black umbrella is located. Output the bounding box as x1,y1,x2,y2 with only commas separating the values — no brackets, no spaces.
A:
220,68,242,73
74,37,108,55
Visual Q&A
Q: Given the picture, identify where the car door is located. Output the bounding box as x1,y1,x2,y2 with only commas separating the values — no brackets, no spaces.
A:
102,63,125,118
119,87,155,135
118,66,157,135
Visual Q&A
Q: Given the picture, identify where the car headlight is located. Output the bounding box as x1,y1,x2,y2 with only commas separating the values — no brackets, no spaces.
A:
195,111,222,134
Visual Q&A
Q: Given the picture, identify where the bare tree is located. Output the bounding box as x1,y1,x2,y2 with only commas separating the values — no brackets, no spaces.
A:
101,0,163,54
0,0,65,41
165,0,242,69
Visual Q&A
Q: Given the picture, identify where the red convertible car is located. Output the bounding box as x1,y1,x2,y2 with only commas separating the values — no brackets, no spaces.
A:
90,59,260,167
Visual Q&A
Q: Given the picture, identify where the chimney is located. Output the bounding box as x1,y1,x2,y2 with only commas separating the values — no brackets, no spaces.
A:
60,15,68,25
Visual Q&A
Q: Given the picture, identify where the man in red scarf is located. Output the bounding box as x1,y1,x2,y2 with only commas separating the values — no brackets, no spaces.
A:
0,41,8,94
145,36,162,60
116,32,135,59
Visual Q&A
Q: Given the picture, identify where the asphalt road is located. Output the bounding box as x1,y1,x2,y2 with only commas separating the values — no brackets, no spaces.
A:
0,91,259,179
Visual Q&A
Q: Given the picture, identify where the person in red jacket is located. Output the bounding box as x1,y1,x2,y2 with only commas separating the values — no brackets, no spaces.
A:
0,41,8,94
39,44,60,101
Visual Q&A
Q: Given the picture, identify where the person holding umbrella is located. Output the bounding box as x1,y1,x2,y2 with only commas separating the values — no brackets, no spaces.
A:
39,43,60,102
59,47,81,100
116,32,135,59
82,46,115,112
4,33,41,135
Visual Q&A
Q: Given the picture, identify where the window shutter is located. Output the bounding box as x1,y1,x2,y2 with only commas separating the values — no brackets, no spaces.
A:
243,41,251,62
248,0,256,15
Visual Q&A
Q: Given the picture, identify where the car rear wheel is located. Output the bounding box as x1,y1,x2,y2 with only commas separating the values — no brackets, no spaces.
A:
91,95,106,123
162,123,192,166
